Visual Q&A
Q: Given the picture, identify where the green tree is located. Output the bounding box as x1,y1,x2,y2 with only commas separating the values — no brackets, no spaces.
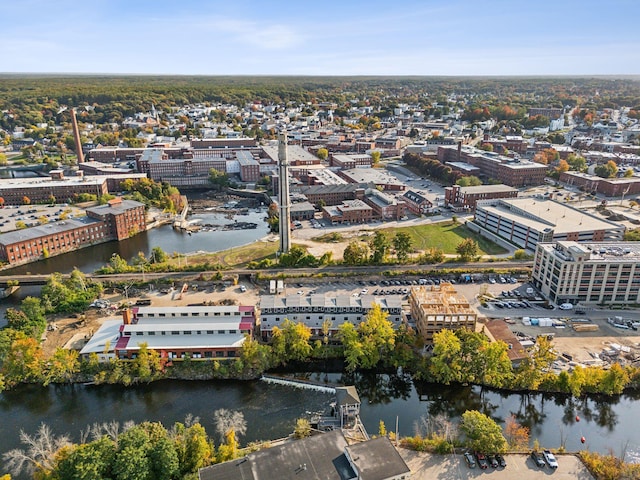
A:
343,241,369,265
567,154,587,172
369,231,390,264
15,220,27,230
43,348,79,385
625,168,634,178
460,410,507,454
594,160,619,178
54,436,116,480
316,148,328,160
149,436,180,480
430,329,462,384
208,169,230,189
392,232,413,262
370,151,381,164
112,444,150,480
175,422,212,476
456,238,479,261
456,176,482,187
151,246,168,263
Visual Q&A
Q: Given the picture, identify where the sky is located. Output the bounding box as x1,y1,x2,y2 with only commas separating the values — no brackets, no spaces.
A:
2,0,640,76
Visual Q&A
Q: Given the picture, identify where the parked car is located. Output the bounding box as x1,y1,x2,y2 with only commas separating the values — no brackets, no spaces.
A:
463,452,476,468
494,453,507,468
475,452,489,469
530,451,546,468
489,455,499,468
543,450,559,469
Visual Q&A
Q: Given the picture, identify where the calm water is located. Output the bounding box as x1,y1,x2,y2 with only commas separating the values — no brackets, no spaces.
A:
1,373,639,476
1,209,270,276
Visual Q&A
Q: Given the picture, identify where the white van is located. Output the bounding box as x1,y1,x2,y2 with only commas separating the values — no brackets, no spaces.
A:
559,303,574,310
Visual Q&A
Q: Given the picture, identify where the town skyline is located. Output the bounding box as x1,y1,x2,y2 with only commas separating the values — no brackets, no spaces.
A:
4,0,640,76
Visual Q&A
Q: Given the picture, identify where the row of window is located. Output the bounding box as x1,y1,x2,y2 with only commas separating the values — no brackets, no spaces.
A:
123,328,249,336
138,311,246,318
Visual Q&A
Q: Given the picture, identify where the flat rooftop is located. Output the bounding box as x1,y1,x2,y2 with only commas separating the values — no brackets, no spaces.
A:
0,217,99,245
539,241,640,262
477,198,621,234
340,168,404,185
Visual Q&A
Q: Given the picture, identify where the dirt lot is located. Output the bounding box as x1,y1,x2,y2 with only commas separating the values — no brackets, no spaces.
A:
41,283,260,357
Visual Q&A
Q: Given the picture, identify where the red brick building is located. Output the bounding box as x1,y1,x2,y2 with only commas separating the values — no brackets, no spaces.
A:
86,198,147,240
444,184,518,212
560,171,640,197
402,190,433,215
322,200,373,224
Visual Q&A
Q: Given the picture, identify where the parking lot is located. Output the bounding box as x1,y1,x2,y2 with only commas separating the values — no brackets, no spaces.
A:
399,451,594,480
0,204,86,232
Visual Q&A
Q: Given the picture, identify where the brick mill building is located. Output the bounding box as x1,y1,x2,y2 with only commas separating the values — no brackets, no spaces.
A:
0,198,145,265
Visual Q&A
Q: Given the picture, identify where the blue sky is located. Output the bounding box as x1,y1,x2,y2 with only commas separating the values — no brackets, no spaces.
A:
2,0,639,75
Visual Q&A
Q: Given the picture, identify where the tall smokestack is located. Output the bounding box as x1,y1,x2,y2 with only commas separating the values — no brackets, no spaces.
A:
70,108,84,164
277,132,291,254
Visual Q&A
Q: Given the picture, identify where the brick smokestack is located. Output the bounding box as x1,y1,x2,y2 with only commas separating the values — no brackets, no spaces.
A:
70,108,85,164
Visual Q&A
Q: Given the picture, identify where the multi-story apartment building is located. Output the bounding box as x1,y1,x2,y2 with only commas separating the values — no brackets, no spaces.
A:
409,283,477,343
330,154,373,169
444,184,518,212
437,145,548,187
532,241,640,305
0,198,145,265
322,199,374,224
472,198,624,251
560,171,640,197
293,184,371,206
190,138,257,149
259,294,403,340
402,190,433,215
337,168,406,191
362,188,406,220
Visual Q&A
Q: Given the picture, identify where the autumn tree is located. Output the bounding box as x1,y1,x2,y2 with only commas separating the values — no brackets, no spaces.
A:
504,414,530,450
294,418,312,439
316,148,328,160
22,196,31,205
556,159,570,175
595,160,619,179
456,238,479,262
533,148,559,165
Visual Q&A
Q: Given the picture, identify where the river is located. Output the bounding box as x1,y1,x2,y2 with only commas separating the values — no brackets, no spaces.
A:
1,373,639,476
1,208,271,276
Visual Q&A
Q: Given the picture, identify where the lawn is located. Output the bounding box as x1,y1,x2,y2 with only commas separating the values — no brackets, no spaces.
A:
374,221,507,255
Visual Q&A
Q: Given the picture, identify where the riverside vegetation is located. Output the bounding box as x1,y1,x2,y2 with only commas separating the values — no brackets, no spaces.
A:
0,269,637,398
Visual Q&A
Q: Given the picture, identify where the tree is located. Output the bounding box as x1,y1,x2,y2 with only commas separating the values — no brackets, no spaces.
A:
625,168,634,178
15,220,27,230
0,197,4,208
430,329,462,384
343,241,369,265
504,414,530,450
53,436,116,480
369,231,390,264
316,148,328,160
213,409,247,443
595,160,619,179
208,168,230,189
174,422,211,475
294,418,311,439
556,159,570,175
22,196,31,205
456,176,482,187
392,232,413,262
2,423,71,477
43,348,79,385
460,410,507,454
151,246,168,263
567,154,587,172
1,337,43,387
370,151,381,164
456,238,479,261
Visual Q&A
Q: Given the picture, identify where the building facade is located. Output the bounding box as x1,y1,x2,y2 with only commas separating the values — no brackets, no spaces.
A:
472,198,625,251
532,241,640,306
259,294,403,340
444,184,518,212
409,283,477,343
0,199,146,265
322,199,374,224
106,305,257,360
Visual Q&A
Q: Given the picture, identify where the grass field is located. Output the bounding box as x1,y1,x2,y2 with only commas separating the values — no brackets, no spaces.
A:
373,221,508,255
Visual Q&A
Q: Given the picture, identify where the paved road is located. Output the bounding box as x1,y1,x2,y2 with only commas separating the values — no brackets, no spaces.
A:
399,450,594,480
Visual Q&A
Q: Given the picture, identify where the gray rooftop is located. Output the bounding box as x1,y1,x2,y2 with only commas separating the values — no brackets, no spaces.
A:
0,217,99,245
457,184,518,195
199,430,355,480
